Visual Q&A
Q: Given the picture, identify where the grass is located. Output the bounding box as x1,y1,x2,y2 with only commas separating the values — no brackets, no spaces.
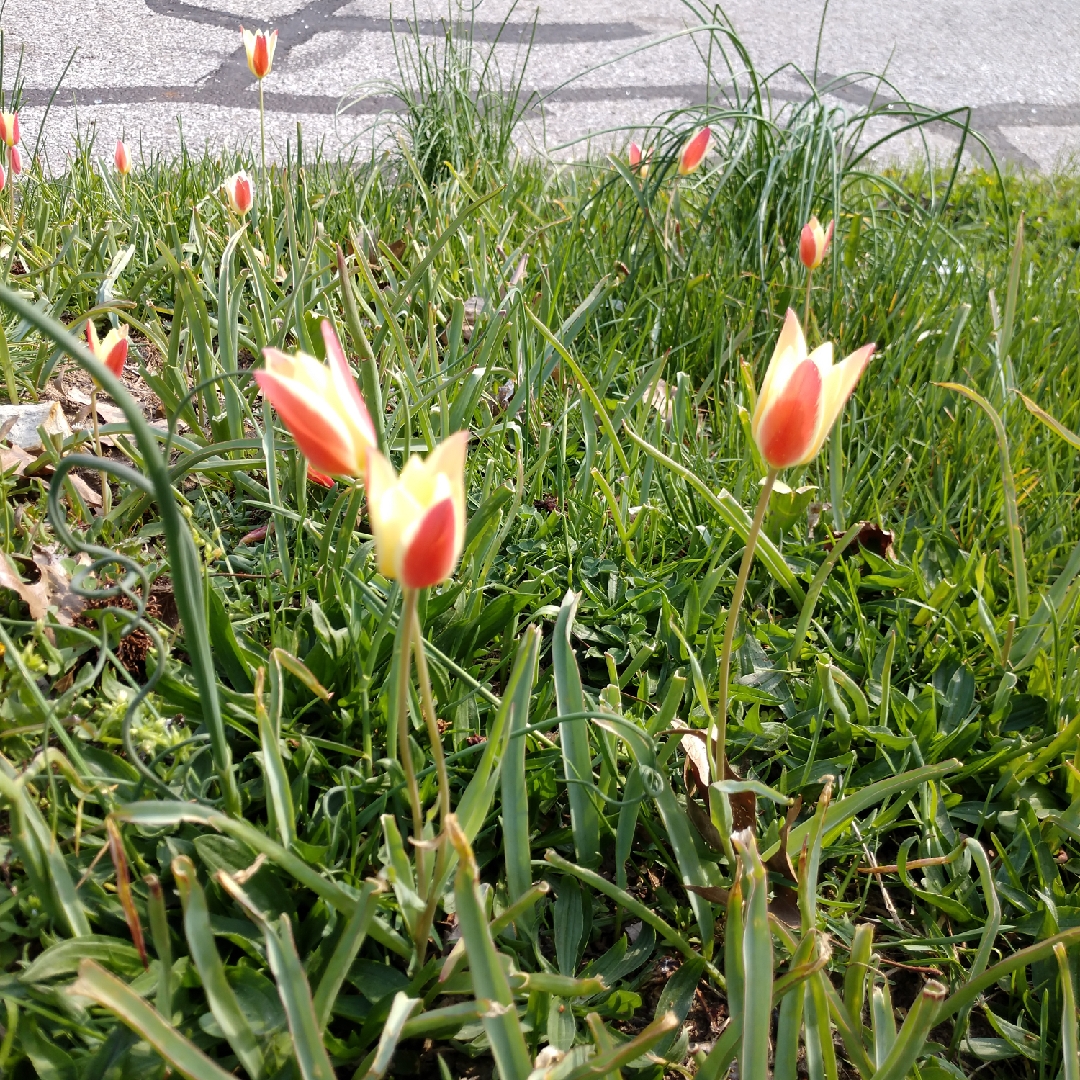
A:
2,4,1080,1078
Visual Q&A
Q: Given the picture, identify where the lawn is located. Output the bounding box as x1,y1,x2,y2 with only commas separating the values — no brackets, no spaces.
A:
1,10,1080,1080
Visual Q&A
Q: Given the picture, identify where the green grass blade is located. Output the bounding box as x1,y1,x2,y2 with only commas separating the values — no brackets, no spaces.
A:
736,831,772,1080
171,857,264,1079
217,873,336,1080
500,626,542,920
938,381,1027,619
448,816,532,1080
554,590,601,869
1055,943,1079,1080
312,879,382,1031
71,960,235,1080
361,991,422,1079
871,980,945,1080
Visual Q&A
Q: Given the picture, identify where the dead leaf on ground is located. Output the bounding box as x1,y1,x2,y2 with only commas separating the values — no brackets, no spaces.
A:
676,724,757,847
0,444,34,478
0,549,86,625
826,521,896,561
764,796,803,926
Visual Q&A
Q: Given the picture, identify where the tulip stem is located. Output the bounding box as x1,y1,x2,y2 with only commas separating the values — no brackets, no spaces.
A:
258,80,267,185
396,587,427,896
714,468,778,787
803,270,813,330
411,599,451,832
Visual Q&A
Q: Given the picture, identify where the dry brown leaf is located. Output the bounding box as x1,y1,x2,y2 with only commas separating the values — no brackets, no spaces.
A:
676,724,757,846
0,550,86,625
0,444,34,478
68,472,102,509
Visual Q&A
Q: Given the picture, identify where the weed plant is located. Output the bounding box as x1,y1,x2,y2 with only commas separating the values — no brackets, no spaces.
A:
0,5,1079,1079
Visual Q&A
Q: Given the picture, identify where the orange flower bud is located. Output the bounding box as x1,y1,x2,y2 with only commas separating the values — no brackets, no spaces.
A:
114,139,131,176
678,126,711,176
799,216,834,271
223,171,253,215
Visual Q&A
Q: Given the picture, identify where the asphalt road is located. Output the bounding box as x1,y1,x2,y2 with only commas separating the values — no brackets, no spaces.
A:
5,0,1080,171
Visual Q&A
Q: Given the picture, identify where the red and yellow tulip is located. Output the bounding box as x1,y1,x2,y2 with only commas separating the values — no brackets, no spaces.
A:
242,27,278,80
114,139,131,176
751,309,874,470
678,126,711,176
366,432,468,589
0,112,19,148
223,171,253,215
799,216,834,271
85,321,129,379
628,141,650,178
255,320,377,480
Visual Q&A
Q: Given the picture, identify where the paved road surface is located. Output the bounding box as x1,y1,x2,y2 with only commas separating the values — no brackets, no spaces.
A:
6,1,1080,171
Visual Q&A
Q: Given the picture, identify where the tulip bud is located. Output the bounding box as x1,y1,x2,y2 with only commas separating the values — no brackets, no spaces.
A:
750,309,874,469
223,171,253,215
85,321,130,380
255,320,377,480
799,216,834,271
114,139,131,176
307,467,334,489
242,27,278,80
0,162,7,194
678,126,711,176
629,141,650,178
9,145,21,175
366,431,469,590
0,112,19,148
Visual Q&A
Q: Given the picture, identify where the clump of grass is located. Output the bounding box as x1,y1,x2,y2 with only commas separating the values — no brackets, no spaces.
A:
343,0,538,186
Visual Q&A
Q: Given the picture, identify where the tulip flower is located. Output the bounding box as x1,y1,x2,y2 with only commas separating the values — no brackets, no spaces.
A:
678,126,711,176
366,431,468,590
85,321,130,379
751,309,875,470
0,112,19,148
223,171,253,216
628,141,650,178
711,309,875,796
241,27,278,80
241,27,278,178
799,215,833,271
114,139,131,176
307,466,334,489
0,163,7,194
255,319,377,479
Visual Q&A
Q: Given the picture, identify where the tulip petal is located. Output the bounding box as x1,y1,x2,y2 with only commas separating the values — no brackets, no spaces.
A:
322,320,376,454
401,497,458,589
678,126,711,175
795,343,874,466
752,309,807,443
105,338,128,378
255,367,359,476
755,358,823,469
799,220,820,269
